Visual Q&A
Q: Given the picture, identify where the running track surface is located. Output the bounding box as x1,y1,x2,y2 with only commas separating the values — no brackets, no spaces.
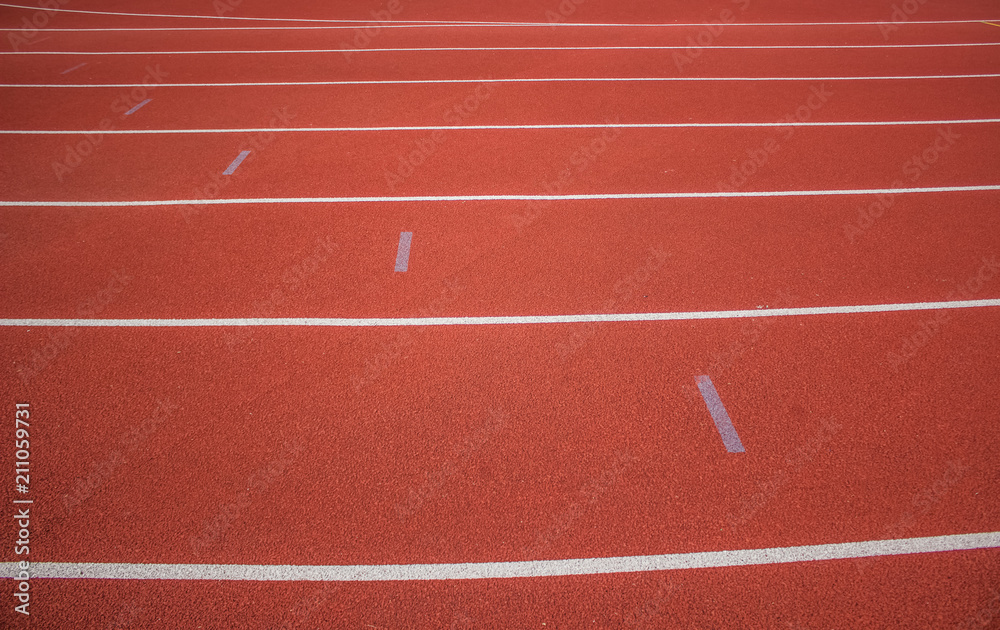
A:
1,0,999,628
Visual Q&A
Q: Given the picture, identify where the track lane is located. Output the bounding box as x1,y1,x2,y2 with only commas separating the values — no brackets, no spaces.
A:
4,22,1000,51
2,81,999,131
1,125,998,201
0,194,998,319
0,47,1000,85
4,45,1000,83
1,309,998,568
2,1,999,628
2,0,999,31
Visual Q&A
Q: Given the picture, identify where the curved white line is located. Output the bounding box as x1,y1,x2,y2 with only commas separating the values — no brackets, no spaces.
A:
0,4,998,27
10,24,1000,31
2,299,999,328
0,2,513,25
2,120,998,134
1,186,999,207
0,532,996,580
5,42,1000,54
4,74,999,88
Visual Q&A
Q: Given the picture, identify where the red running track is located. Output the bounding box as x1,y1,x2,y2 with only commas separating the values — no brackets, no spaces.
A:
0,196,999,319
2,81,1000,131
4,45,1000,82
1,0,999,628
1,126,998,199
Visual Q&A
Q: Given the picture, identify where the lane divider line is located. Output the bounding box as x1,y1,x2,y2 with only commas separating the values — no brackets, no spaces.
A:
5,119,1000,135
0,4,996,27
59,62,87,74
696,376,745,453
10,23,1000,32
394,231,413,272
6,74,1000,87
3,185,999,207
123,99,151,116
9,42,1000,54
983,21,1000,28
0,2,510,25
222,150,251,175
1,299,998,328
0,532,996,581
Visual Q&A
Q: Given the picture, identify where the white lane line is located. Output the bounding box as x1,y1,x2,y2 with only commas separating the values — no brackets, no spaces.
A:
222,150,251,175
0,2,509,25
7,42,1000,54
59,62,87,74
394,231,413,272
1,298,998,328
123,99,151,116
0,532,996,581
11,23,1000,31
5,74,1000,87
3,120,999,134
0,5,996,27
2,185,999,207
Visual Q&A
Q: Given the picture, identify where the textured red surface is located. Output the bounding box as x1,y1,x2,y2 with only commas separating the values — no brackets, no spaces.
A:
1,0,999,628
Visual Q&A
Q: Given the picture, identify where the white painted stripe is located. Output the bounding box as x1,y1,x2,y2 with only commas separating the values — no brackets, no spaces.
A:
7,42,1000,54
2,120,998,135
10,24,1000,31
0,2,511,25
222,150,251,175
0,4,996,27
123,98,151,116
2,185,999,207
0,299,997,328
5,74,999,88
0,532,996,581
